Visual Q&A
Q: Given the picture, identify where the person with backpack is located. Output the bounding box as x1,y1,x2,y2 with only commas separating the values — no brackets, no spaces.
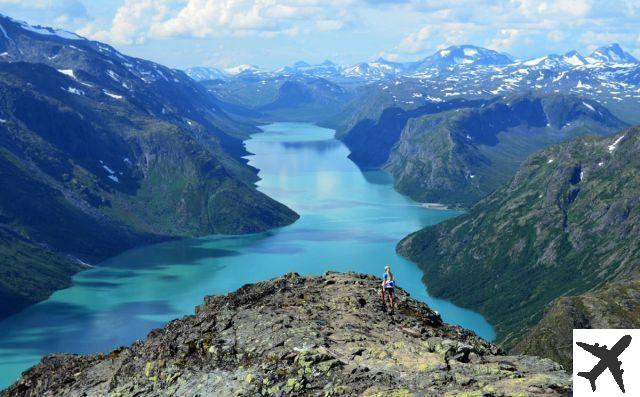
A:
380,265,395,311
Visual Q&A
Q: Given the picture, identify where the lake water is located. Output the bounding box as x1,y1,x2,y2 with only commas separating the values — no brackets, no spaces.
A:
0,122,494,388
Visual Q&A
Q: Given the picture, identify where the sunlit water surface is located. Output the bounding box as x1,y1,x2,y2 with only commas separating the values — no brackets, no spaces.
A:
0,122,494,388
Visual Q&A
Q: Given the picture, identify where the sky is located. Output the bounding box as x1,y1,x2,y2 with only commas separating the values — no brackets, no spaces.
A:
0,0,639,70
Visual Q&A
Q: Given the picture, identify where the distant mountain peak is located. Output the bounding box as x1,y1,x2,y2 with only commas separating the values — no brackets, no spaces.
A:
587,43,638,64
373,56,393,63
562,50,587,66
418,45,513,69
184,66,228,82
520,50,588,68
293,60,310,68
224,64,260,75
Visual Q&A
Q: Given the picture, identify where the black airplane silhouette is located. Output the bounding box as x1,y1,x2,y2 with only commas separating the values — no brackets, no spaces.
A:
576,334,632,393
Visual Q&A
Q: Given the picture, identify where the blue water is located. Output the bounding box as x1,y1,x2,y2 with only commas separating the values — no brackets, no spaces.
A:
0,122,494,388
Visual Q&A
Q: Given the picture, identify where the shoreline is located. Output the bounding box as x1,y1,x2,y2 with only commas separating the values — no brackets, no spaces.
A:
421,202,450,210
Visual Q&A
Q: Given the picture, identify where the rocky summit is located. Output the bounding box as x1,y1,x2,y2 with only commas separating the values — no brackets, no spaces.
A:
4,272,570,397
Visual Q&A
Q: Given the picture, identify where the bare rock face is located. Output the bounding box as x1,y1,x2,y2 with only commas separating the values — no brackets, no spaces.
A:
3,272,571,396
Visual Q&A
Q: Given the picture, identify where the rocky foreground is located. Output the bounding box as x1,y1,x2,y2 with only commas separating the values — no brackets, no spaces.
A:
3,272,571,396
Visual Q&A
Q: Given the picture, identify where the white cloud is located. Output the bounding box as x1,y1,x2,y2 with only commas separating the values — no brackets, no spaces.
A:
391,0,634,58
78,0,174,45
487,29,521,51
81,0,357,44
437,23,477,48
396,22,478,55
511,0,592,19
398,25,432,53
579,30,640,52
10,0,640,67
0,0,88,26
377,50,400,61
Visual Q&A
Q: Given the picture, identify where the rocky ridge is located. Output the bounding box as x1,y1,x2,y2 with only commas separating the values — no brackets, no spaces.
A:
3,272,571,396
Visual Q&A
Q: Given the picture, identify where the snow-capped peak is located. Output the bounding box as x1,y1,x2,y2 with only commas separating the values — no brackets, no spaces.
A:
561,51,587,66
225,64,260,75
520,51,587,69
184,66,228,82
419,45,513,70
586,43,638,65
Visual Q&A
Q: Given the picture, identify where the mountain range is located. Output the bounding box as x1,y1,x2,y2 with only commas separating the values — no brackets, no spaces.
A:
0,15,298,319
186,43,638,83
190,43,640,125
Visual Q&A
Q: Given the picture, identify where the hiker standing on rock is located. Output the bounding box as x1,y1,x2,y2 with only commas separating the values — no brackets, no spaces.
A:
381,265,395,311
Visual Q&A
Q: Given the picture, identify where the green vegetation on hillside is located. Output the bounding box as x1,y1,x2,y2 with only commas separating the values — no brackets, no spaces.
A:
385,94,626,206
398,127,640,352
0,60,298,319
0,227,84,318
515,280,640,370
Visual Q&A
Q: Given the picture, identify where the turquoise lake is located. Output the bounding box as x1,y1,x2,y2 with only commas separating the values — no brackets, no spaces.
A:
0,122,494,388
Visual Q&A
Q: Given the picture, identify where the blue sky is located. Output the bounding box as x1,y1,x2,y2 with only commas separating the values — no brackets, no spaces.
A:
1,0,639,69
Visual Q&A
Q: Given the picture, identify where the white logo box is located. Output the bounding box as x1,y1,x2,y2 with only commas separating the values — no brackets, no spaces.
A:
573,329,640,396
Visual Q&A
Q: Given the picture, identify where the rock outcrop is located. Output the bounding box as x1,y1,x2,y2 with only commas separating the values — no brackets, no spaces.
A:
3,272,571,396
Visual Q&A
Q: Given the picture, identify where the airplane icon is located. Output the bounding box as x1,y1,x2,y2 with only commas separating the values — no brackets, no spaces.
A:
576,334,632,393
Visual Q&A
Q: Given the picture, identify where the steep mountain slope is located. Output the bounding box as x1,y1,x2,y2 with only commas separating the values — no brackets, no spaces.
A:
0,227,85,319
586,43,638,64
0,14,258,180
386,94,626,206
515,280,640,370
0,17,299,319
398,128,640,352
337,98,486,167
3,272,571,396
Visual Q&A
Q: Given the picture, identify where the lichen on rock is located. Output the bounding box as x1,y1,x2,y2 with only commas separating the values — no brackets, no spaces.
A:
3,272,571,396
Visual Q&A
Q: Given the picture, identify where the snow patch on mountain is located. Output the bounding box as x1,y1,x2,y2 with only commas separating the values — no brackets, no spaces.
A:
103,90,123,100
608,135,625,152
18,20,84,41
225,64,259,75
57,69,75,79
62,86,84,96
0,22,10,41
